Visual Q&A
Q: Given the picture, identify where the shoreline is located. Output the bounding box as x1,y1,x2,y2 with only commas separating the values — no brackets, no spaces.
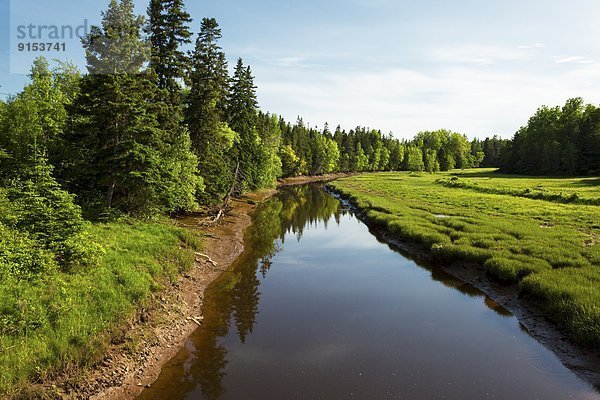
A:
327,186,600,389
49,174,600,398
83,189,277,400
54,174,346,399
31,189,276,400
277,172,358,187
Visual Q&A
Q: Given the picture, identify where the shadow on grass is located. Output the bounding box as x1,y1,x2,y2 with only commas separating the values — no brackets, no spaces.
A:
570,178,600,187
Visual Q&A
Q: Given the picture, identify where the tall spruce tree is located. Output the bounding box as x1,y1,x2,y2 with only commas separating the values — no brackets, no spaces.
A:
65,0,200,215
146,0,202,205
147,0,192,99
187,18,234,203
228,58,260,190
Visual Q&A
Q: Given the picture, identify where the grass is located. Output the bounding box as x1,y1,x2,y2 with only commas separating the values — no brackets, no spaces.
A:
329,169,600,348
0,220,201,396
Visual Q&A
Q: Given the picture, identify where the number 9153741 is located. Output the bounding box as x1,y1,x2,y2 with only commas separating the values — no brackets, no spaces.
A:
17,42,66,52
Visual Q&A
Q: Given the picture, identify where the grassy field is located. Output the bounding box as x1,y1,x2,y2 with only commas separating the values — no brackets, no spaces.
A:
329,169,600,348
0,221,201,396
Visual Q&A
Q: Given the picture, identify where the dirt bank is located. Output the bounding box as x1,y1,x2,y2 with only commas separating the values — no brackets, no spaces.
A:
35,189,273,400
277,172,357,187
50,175,346,400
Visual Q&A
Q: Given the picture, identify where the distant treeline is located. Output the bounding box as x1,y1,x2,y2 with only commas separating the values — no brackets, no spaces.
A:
500,98,600,176
1,0,597,225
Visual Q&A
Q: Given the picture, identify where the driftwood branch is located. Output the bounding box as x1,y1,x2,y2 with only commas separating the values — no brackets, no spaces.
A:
195,252,217,267
195,163,242,228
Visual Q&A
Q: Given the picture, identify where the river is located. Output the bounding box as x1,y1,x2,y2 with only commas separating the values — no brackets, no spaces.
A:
137,184,599,400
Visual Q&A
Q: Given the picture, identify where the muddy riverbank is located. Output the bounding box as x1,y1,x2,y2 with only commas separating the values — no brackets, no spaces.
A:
52,175,347,399
76,190,274,400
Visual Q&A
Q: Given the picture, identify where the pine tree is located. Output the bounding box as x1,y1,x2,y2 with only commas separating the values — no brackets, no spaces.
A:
66,0,200,215
8,155,85,267
147,0,201,207
83,0,149,75
147,0,192,100
228,58,261,190
187,18,234,203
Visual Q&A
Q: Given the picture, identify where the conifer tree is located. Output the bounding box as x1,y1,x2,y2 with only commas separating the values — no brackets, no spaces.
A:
228,58,261,190
147,0,192,99
65,0,200,215
147,0,201,206
187,18,234,203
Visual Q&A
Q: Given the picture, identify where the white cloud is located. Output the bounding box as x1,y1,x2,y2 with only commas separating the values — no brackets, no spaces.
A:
518,43,546,50
255,61,600,139
429,45,534,66
555,56,595,64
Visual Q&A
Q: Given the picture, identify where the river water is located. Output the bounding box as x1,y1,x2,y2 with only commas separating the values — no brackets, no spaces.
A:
137,184,599,400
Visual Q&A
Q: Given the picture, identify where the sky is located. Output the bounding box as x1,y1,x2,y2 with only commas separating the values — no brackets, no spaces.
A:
1,0,600,139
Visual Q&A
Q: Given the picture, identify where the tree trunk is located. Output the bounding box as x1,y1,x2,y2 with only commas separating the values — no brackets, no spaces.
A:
106,180,116,209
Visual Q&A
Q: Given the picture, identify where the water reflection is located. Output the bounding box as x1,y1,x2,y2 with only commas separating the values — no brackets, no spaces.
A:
365,222,513,318
137,185,345,400
137,184,599,400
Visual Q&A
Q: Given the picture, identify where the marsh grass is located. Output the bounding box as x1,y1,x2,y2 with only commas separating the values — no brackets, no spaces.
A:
330,170,600,347
0,221,201,396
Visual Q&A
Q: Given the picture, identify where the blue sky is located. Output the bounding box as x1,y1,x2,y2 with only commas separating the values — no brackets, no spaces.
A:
2,0,600,139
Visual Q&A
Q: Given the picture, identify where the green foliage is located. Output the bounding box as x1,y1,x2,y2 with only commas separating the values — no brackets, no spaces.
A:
254,113,283,188
147,0,192,96
404,146,424,172
65,71,199,215
0,94,44,177
330,171,600,348
5,158,87,268
228,58,261,191
477,135,511,168
424,149,440,173
64,0,200,216
354,143,370,172
0,221,201,395
279,144,303,177
0,58,80,180
0,223,57,280
187,18,233,202
413,129,476,171
502,98,600,175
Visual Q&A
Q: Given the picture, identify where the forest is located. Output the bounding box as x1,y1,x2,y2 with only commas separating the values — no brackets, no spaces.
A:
0,0,599,396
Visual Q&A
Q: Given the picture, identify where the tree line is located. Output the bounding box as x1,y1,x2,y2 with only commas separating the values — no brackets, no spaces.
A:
0,0,495,223
2,0,597,235
500,98,600,175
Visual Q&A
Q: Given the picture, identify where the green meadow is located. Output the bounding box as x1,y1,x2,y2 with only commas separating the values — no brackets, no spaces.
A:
329,170,600,348
0,221,201,396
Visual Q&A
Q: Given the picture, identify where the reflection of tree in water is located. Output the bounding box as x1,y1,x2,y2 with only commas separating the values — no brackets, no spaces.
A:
151,184,344,400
